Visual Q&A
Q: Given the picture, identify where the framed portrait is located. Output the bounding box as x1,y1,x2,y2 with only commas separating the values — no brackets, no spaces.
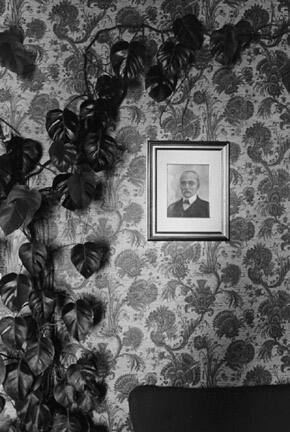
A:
147,140,229,241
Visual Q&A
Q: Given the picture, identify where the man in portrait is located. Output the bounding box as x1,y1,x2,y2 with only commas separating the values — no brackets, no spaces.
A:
167,170,210,218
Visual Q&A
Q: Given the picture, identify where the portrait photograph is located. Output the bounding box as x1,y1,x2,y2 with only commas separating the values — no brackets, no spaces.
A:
147,140,229,241
167,164,210,218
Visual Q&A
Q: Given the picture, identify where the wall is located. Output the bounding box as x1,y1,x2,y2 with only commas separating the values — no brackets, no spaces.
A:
0,0,290,431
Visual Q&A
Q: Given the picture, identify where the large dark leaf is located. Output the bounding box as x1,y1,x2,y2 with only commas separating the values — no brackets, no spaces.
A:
145,64,177,102
81,295,105,326
19,241,48,275
67,171,96,209
211,24,238,65
71,242,109,278
0,272,31,311
0,394,5,413
0,153,13,199
157,39,194,76
55,373,104,414
0,316,15,348
0,26,36,78
280,59,290,92
49,139,77,172
6,136,43,176
0,355,6,386
46,108,79,142
62,299,94,340
83,132,123,173
79,98,118,133
3,360,34,400
211,20,254,65
172,14,204,50
19,392,52,432
25,337,55,375
0,185,41,235
95,74,127,106
61,342,84,366
52,174,77,211
0,315,32,350
234,19,255,47
110,40,145,81
53,381,75,409
67,364,107,412
29,289,54,324
52,413,89,432
63,363,105,412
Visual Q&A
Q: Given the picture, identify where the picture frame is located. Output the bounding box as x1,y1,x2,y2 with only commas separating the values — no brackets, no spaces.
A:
147,140,230,241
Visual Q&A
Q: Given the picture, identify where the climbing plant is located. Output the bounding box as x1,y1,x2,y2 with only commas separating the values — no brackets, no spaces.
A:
0,9,289,431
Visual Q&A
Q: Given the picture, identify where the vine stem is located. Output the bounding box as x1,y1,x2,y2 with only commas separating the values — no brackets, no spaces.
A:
25,160,55,180
65,94,87,109
0,352,17,360
52,243,76,252
84,23,173,96
0,117,20,136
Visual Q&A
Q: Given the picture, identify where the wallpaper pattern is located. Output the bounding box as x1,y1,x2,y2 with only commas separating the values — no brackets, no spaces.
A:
0,0,290,430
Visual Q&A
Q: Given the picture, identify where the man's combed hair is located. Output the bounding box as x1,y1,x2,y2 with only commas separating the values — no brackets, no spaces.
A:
180,170,200,188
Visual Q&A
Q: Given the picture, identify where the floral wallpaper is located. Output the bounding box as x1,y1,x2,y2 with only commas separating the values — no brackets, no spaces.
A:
0,0,290,431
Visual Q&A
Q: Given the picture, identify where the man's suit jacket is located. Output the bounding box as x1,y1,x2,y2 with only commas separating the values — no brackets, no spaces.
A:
167,196,210,218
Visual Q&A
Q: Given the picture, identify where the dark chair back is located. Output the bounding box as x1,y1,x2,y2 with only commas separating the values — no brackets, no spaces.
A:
129,384,290,432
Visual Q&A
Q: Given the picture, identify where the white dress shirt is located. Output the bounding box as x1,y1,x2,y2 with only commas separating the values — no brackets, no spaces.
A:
183,194,197,210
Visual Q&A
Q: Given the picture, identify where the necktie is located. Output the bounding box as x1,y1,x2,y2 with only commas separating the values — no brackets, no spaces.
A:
183,200,190,205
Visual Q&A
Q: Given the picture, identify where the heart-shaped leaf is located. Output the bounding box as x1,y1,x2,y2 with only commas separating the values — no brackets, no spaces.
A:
83,132,123,172
62,299,93,340
0,26,36,78
61,342,84,365
25,336,55,375
0,316,15,348
0,153,13,199
95,74,127,106
46,109,62,139
0,394,5,413
71,242,109,278
234,19,254,47
52,174,77,211
18,392,52,432
0,185,41,235
6,136,43,176
0,272,31,311
66,363,97,388
173,14,204,50
67,171,96,209
22,138,43,174
63,363,106,412
3,359,34,400
145,64,177,102
49,139,77,172
110,40,145,81
211,24,237,65
52,413,89,432
0,315,37,350
79,98,118,133
53,381,75,409
157,39,194,76
0,356,6,387
81,294,105,326
280,59,290,92
46,108,79,142
211,20,254,66
29,289,55,324
19,241,48,275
